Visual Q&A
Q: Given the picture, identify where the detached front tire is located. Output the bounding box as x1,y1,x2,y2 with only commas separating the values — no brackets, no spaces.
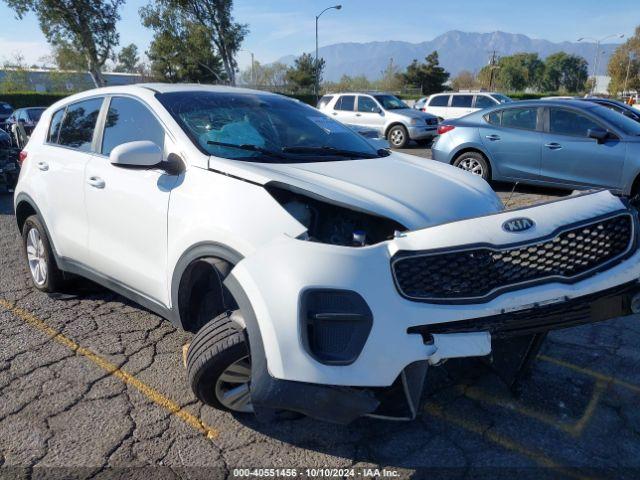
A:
187,311,253,413
22,215,64,293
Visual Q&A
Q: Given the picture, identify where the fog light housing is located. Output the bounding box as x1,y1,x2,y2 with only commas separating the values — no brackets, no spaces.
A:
300,289,373,365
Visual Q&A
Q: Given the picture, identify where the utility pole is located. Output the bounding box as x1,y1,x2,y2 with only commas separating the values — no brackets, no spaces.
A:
488,50,498,90
624,52,636,97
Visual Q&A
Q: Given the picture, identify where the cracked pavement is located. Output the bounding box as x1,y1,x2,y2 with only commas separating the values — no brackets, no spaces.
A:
2,151,640,479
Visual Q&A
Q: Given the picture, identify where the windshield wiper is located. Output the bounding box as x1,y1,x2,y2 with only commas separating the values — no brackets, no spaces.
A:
206,140,289,160
281,145,381,159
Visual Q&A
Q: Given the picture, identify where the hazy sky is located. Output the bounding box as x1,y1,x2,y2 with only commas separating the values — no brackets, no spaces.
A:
0,0,635,69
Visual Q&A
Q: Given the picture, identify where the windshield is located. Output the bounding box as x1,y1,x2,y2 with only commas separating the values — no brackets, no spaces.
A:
491,94,512,104
373,95,409,110
157,91,383,162
590,104,640,136
27,108,45,121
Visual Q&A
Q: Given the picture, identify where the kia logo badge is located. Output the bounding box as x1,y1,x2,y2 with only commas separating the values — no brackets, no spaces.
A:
502,217,535,233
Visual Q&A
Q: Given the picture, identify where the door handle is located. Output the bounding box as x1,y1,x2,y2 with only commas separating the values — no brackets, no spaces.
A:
355,113,362,117
545,142,562,150
87,176,105,189
485,134,501,141
331,112,338,116
37,161,49,171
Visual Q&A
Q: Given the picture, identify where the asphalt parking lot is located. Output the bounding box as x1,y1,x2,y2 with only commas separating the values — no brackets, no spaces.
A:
2,149,640,479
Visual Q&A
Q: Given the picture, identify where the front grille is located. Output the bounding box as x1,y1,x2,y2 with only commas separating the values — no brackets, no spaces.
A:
392,213,635,303
426,117,438,126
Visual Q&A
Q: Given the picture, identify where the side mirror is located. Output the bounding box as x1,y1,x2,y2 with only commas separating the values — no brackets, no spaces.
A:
110,140,163,167
587,127,608,144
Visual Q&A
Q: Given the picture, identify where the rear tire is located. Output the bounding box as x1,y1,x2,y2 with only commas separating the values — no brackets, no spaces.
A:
187,311,253,413
453,151,491,181
21,215,64,293
387,125,409,148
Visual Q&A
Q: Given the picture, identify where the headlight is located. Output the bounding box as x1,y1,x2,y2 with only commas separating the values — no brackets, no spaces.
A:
266,183,407,246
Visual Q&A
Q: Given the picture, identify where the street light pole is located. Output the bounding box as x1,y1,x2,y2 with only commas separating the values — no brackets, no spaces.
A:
578,33,625,95
315,4,342,100
624,52,635,97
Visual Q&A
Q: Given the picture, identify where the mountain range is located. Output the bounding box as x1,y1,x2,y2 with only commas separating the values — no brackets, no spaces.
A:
277,30,620,82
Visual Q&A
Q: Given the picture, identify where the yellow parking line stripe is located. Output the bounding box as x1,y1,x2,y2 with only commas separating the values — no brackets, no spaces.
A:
539,354,640,394
424,402,599,480
0,300,218,440
459,380,606,437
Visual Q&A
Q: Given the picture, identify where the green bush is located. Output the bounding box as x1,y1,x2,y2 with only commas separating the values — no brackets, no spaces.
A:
0,92,70,109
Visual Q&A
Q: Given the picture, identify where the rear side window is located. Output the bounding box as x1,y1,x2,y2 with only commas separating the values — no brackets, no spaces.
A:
485,110,501,125
317,95,333,109
549,108,600,137
451,95,473,108
429,95,449,107
335,95,355,111
47,108,65,143
101,97,165,156
475,95,496,109
501,107,538,131
58,98,103,151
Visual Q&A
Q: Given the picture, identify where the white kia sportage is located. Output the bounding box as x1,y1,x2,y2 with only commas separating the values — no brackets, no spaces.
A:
14,84,640,423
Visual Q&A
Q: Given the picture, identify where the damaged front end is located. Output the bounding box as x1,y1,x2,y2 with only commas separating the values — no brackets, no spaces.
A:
224,190,640,424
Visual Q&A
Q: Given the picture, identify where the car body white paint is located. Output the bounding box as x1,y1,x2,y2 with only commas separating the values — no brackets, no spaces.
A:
15,84,640,391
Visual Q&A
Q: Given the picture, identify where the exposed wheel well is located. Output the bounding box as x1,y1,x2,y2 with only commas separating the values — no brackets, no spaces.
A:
384,122,407,138
177,257,238,333
15,201,36,232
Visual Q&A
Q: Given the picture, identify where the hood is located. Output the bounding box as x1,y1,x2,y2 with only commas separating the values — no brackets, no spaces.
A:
208,152,503,230
391,108,437,120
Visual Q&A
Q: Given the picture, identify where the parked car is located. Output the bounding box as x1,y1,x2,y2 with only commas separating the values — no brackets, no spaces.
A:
0,128,11,148
317,92,438,148
0,102,13,127
413,97,428,111
424,92,512,121
15,85,640,423
5,107,46,136
579,98,640,123
432,99,640,195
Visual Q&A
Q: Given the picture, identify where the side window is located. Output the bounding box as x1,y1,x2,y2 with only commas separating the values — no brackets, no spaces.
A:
47,108,65,143
58,98,103,151
501,108,538,131
485,110,501,125
357,96,379,113
451,95,474,108
475,95,496,109
335,95,355,111
317,95,333,109
549,108,601,137
101,97,165,156
429,95,449,107
18,110,28,121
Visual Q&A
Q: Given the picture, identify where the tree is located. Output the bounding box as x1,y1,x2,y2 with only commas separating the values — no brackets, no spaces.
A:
542,52,588,93
114,43,140,73
375,58,404,92
52,41,88,71
140,0,247,85
145,22,225,83
478,52,544,91
450,70,478,91
4,0,124,87
607,26,640,95
0,54,30,92
401,51,449,95
286,53,324,93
